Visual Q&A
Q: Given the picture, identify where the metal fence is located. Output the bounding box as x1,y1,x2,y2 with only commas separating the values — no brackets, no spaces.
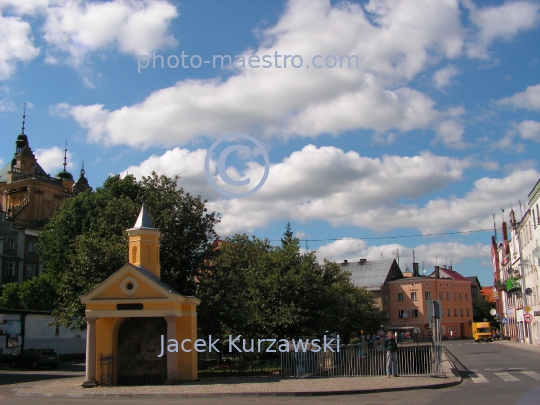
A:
98,354,167,386
280,344,435,378
199,358,280,376
116,357,167,385
99,354,113,386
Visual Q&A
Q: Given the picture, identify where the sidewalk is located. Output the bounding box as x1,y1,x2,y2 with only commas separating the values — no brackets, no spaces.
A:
492,339,540,354
15,352,461,398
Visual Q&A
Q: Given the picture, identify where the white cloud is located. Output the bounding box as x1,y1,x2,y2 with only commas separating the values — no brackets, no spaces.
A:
42,0,178,66
515,120,540,142
316,239,490,270
0,14,40,80
58,0,469,148
498,84,540,111
433,119,470,149
35,146,75,174
121,147,211,198
0,0,49,15
433,65,458,90
0,85,14,111
464,0,540,59
120,143,539,239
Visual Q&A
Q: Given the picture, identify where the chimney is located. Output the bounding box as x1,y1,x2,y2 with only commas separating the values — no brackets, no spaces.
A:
449,265,453,271
435,266,440,279
359,258,367,265
413,263,419,277
343,260,348,264
502,222,508,242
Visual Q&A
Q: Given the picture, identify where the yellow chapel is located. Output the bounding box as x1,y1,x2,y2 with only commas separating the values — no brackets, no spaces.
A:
80,204,200,386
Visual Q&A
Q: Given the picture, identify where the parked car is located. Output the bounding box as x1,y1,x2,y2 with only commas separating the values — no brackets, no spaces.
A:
11,348,59,369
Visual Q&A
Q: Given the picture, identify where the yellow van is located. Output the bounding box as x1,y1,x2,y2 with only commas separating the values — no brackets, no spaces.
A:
472,322,492,342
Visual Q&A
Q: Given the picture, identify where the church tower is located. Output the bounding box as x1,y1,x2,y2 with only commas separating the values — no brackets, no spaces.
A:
0,107,77,229
126,204,161,278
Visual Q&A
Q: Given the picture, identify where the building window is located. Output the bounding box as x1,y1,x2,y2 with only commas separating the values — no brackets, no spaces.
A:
26,264,35,279
425,291,431,300
459,293,462,300
412,309,419,318
460,309,463,317
385,294,388,303
454,308,457,316
8,238,16,250
5,261,15,277
448,308,451,317
411,292,417,301
397,293,404,302
447,292,450,300
28,242,34,253
454,292,456,300
0,239,3,254
467,309,470,316
466,293,468,301
398,310,405,318
439,292,443,300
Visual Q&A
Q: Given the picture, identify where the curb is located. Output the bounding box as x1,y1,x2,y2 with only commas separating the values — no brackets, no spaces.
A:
17,378,462,398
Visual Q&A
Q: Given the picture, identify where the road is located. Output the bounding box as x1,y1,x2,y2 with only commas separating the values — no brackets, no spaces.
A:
0,340,539,405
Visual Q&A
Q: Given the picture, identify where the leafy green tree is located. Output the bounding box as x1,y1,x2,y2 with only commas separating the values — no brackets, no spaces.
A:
473,292,499,326
0,274,57,311
197,234,270,338
281,222,294,247
140,174,219,295
36,172,219,329
197,224,385,341
0,282,22,309
18,274,58,310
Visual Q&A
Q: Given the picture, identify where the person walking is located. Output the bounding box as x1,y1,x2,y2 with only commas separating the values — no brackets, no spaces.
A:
385,331,398,377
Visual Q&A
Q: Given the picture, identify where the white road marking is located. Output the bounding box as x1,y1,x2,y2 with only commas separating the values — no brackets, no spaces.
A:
522,371,540,380
495,372,520,381
469,373,489,383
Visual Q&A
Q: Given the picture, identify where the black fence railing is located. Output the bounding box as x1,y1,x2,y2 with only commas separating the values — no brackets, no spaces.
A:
198,358,280,376
98,354,167,386
280,344,434,378
116,357,167,385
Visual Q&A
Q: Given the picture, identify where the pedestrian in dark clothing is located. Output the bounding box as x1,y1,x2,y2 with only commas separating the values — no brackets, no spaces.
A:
384,331,398,377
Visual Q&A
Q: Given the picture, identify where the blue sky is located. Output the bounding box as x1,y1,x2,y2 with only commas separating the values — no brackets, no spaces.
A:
1,0,540,286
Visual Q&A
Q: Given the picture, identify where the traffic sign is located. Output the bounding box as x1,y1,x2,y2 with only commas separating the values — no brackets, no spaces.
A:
524,313,534,324
501,317,508,324
525,306,532,313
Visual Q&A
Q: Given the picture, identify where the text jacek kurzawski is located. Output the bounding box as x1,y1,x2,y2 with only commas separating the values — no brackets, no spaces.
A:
158,335,341,357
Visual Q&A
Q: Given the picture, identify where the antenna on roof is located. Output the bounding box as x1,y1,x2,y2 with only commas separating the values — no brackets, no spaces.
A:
519,200,523,218
413,249,415,263
21,103,26,134
63,140,68,172
436,255,438,265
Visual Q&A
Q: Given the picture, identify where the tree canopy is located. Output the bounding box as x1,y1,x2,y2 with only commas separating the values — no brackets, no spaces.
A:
196,226,386,340
33,172,220,329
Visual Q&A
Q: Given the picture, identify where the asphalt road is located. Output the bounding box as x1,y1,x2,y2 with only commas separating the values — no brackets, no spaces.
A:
0,340,539,405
